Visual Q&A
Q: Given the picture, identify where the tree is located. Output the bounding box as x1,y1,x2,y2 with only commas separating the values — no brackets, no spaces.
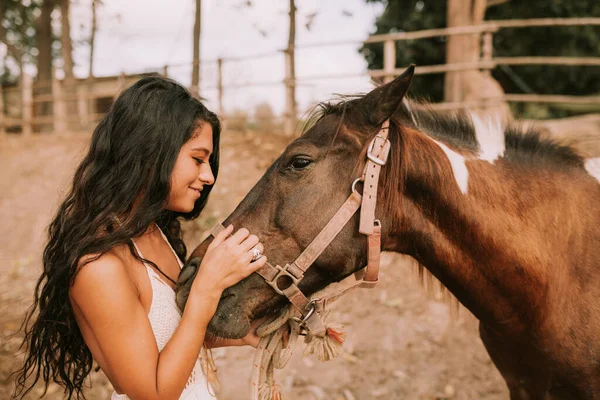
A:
60,0,74,83
36,0,55,85
360,0,600,118
445,0,486,102
60,0,78,130
0,0,41,84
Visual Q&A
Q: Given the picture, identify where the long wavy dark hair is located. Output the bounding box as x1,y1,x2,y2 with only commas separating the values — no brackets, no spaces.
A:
12,76,221,399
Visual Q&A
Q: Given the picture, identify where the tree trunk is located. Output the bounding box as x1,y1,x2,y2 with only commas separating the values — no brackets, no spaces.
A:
89,0,97,78
444,0,476,103
60,0,74,81
191,0,201,95
36,0,55,132
444,0,512,120
37,0,55,85
60,0,78,131
284,0,297,136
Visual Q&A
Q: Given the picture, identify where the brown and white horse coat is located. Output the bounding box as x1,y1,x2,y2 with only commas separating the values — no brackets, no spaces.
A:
178,67,600,399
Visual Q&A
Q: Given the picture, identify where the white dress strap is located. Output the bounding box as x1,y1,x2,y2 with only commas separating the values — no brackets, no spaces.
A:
131,224,181,285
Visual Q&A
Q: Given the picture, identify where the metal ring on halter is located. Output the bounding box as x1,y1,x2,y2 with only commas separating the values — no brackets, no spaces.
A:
291,301,316,326
351,178,363,194
251,247,262,262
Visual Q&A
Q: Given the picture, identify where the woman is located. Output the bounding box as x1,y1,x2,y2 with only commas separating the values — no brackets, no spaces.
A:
13,76,266,399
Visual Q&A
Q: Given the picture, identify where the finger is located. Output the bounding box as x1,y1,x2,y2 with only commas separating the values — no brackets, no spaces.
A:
237,256,266,282
251,316,269,329
240,235,259,252
228,227,250,245
210,224,234,248
249,256,267,269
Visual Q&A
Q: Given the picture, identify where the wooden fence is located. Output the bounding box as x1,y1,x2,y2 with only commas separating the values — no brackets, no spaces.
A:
1,17,598,136
366,17,600,111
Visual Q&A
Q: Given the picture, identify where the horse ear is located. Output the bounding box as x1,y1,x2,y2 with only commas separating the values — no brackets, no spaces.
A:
363,64,415,125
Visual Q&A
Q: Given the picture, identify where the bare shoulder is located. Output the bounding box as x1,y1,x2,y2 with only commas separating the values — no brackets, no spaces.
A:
70,245,137,305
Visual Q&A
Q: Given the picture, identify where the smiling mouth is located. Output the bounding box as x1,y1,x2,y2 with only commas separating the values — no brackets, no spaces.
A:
190,188,202,195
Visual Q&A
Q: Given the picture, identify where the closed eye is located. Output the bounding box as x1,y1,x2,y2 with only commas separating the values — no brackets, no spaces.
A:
193,157,205,165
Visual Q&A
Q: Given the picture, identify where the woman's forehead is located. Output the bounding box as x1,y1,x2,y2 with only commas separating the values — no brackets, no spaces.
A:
187,123,213,152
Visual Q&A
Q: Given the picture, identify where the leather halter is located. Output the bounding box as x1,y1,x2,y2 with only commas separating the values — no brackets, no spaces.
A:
211,119,391,336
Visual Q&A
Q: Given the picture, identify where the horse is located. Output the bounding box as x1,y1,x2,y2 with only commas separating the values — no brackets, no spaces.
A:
176,66,600,399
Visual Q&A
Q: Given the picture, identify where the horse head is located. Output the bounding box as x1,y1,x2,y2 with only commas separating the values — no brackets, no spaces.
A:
176,66,416,338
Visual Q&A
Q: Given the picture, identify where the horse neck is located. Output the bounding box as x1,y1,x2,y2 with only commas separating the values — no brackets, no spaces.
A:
383,126,569,334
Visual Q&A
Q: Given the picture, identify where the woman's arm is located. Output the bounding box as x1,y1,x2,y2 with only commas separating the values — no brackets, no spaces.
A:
71,253,218,400
71,225,266,400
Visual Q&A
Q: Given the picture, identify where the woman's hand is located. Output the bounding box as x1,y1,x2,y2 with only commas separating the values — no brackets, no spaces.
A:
204,317,266,349
190,225,267,300
240,317,268,348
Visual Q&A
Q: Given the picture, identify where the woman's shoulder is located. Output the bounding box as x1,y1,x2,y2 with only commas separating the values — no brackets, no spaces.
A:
71,244,139,301
76,244,129,274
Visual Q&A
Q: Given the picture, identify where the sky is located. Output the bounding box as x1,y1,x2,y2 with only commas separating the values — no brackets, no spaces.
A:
66,0,385,116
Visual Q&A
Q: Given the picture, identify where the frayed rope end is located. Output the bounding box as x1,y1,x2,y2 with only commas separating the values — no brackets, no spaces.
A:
258,383,284,400
303,323,346,361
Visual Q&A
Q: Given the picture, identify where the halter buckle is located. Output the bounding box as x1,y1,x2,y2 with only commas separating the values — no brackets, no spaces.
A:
367,136,390,166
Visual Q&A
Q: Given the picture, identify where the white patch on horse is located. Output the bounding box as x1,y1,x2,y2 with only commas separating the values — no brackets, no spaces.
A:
431,139,470,194
585,158,600,183
470,113,505,163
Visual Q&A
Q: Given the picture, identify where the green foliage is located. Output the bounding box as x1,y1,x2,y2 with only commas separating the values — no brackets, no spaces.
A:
1,0,65,84
360,0,600,117
1,1,42,75
360,0,447,102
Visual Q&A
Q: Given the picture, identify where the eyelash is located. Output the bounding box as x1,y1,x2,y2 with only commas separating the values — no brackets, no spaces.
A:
193,157,205,165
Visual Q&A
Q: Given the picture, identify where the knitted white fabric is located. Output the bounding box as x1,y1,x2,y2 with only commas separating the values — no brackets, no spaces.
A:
110,228,214,400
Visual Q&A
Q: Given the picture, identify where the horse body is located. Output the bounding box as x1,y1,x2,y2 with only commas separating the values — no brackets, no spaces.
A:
387,125,600,398
176,67,600,399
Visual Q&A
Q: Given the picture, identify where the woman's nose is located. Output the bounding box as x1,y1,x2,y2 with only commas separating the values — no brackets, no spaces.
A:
199,165,215,185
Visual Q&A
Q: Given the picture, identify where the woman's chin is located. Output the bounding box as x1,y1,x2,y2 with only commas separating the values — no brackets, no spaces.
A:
166,201,195,213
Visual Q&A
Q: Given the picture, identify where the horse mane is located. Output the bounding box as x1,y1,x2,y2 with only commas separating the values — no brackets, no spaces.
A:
304,95,584,167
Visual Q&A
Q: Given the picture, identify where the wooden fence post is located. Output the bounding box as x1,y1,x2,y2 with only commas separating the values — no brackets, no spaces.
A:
53,67,67,133
383,39,396,84
22,73,33,136
217,58,224,116
283,0,297,136
78,82,90,130
0,84,5,137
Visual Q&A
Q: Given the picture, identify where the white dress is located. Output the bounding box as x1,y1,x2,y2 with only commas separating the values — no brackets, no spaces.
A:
110,228,214,400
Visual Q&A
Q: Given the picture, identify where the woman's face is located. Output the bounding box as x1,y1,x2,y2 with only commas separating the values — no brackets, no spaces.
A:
166,121,215,213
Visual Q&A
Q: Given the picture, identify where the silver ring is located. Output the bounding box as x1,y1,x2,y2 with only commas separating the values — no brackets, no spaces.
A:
251,247,262,261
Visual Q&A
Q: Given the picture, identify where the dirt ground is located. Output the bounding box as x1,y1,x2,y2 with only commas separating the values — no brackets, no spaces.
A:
2,115,597,400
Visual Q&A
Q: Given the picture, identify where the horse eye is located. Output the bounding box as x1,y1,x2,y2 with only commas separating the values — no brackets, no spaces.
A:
290,158,312,170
